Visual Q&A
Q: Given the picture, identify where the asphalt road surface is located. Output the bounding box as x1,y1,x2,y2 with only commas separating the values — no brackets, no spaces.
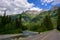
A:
0,29,60,40
23,29,60,40
0,34,22,40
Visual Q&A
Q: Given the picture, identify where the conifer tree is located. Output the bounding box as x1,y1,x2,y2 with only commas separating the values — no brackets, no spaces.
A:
57,7,60,30
42,14,53,30
44,15,53,30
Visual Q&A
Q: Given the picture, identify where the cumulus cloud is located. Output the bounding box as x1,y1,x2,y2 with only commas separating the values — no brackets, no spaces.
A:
41,0,60,5
41,0,53,3
0,0,60,15
30,7,42,11
0,0,34,15
41,0,53,6
52,0,60,5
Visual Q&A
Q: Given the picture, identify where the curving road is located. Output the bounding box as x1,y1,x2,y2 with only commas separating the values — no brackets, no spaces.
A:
0,29,60,40
23,29,60,40
42,29,60,40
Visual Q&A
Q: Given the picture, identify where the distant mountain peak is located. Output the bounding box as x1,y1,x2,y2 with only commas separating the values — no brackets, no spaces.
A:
24,9,46,15
51,5,60,10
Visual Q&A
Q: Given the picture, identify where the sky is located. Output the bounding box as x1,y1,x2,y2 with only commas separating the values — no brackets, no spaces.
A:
0,0,60,15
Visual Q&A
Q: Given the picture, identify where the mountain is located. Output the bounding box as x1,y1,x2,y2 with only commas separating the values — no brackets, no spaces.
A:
6,6,59,23
25,10,45,15
21,9,47,22
21,6,59,23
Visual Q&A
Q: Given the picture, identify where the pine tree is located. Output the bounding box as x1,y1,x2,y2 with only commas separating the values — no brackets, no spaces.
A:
42,14,53,30
15,18,20,29
57,7,60,30
19,14,27,30
1,10,6,26
15,14,27,31
45,15,53,30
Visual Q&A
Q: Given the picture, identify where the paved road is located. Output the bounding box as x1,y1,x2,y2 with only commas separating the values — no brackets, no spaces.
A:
43,29,60,40
0,34,22,40
23,29,60,40
0,29,60,40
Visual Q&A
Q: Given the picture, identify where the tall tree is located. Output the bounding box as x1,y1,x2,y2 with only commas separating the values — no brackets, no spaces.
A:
1,10,6,26
42,14,53,30
57,7,60,30
15,14,26,30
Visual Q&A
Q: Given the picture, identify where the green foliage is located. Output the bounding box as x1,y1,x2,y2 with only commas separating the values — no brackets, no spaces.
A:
57,7,60,30
42,15,54,30
0,13,23,34
29,23,40,31
0,8,58,34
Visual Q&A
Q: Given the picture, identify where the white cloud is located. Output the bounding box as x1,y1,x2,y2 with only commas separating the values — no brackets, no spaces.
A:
41,0,60,5
52,0,60,5
42,3,44,5
41,0,53,3
41,3,48,6
0,0,34,15
0,0,59,15
30,7,43,11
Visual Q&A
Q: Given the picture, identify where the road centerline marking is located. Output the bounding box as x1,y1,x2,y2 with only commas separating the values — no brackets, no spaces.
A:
41,34,49,40
41,31,53,40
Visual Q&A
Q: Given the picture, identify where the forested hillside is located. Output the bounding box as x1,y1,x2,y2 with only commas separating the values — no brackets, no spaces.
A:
0,6,59,34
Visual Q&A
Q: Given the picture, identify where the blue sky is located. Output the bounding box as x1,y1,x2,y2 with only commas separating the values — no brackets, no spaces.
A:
28,0,53,10
28,0,60,10
0,0,60,15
